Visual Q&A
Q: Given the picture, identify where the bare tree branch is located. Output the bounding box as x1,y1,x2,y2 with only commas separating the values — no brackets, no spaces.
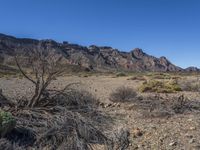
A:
15,48,64,108
14,56,37,85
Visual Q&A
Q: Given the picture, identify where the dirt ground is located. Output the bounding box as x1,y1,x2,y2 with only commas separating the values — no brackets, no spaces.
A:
0,74,200,150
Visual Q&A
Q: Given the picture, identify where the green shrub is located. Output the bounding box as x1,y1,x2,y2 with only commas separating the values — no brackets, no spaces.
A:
0,110,16,137
139,80,182,93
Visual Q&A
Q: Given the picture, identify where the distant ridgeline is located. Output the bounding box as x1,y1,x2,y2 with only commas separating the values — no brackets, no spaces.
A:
0,33,199,72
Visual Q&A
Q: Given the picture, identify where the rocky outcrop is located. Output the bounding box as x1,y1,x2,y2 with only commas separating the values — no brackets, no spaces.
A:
185,67,200,72
0,33,186,72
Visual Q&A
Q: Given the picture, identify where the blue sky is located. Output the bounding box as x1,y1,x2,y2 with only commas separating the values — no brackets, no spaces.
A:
0,0,200,68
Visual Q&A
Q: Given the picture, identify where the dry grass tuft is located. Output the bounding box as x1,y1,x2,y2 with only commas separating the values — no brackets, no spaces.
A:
127,76,146,81
178,77,200,92
130,94,200,118
110,86,137,103
115,72,127,77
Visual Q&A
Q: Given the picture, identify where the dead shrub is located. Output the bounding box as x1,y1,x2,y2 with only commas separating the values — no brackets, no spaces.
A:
178,78,200,92
110,87,137,103
116,72,127,77
0,90,14,108
49,89,98,110
110,128,130,150
15,48,64,108
127,76,146,81
35,112,110,150
136,94,200,118
2,87,126,150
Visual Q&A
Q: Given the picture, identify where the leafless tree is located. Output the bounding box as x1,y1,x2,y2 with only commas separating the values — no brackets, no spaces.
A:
15,48,64,108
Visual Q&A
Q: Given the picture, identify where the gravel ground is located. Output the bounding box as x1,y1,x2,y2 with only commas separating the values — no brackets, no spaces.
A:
0,75,200,149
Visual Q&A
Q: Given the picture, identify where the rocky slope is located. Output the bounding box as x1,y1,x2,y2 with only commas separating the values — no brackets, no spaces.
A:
185,67,200,72
0,33,186,72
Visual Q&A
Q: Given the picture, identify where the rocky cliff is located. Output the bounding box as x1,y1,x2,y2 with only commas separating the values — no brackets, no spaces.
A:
0,33,186,72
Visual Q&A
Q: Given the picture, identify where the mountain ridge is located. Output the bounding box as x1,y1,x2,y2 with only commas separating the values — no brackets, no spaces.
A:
0,33,198,72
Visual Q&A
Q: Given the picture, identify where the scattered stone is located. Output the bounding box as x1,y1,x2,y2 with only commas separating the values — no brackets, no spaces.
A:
190,127,196,130
185,133,193,138
99,102,104,107
132,128,143,137
189,138,195,144
116,103,120,107
105,103,112,108
169,142,177,146
193,145,200,149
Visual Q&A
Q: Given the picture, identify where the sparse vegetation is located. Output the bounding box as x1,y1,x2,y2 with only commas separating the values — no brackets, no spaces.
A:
139,80,182,93
127,76,146,81
0,85,120,149
178,77,200,92
151,73,171,79
110,86,137,102
1,60,200,149
131,94,200,118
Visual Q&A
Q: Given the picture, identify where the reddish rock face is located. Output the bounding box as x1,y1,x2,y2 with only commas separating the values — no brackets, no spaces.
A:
0,33,186,72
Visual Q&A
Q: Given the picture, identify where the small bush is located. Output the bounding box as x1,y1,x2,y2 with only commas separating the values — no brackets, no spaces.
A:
0,110,16,137
151,73,171,80
116,72,127,77
178,78,200,92
170,96,188,114
50,89,98,110
134,94,200,118
110,87,137,102
139,80,182,93
127,76,146,81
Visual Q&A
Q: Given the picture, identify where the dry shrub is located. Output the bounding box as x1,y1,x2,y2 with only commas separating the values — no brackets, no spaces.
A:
35,112,110,150
110,87,137,103
110,128,130,150
135,95,200,118
149,73,171,79
0,91,14,108
139,80,182,93
1,88,127,150
127,76,146,81
178,78,200,92
49,89,98,110
116,72,127,77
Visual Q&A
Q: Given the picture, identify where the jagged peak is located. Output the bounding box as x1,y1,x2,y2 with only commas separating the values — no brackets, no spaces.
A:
131,48,145,58
185,66,200,72
0,33,188,72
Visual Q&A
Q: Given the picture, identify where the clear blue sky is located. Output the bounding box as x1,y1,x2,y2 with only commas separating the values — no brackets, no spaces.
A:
0,0,200,68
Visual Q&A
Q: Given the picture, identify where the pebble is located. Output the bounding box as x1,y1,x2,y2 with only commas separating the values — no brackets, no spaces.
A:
189,138,195,144
190,127,196,130
185,133,193,138
169,142,177,146
132,128,143,137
